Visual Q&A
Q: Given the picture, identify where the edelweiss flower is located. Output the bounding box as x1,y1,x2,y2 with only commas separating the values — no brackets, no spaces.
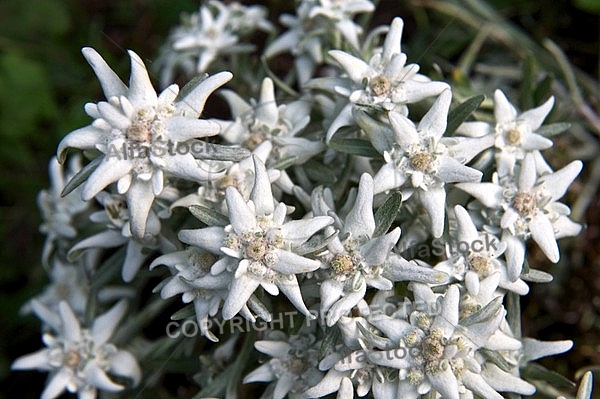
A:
178,156,333,320
68,192,176,282
150,247,230,342
434,205,529,295
12,301,141,399
366,284,531,399
456,153,582,280
457,89,555,174
313,173,445,326
244,330,323,399
373,90,485,237
170,141,279,214
322,17,449,141
57,47,231,239
217,77,324,165
265,0,374,84
38,156,89,266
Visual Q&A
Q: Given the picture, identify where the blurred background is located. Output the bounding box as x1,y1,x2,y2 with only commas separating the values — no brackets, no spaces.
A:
0,0,597,397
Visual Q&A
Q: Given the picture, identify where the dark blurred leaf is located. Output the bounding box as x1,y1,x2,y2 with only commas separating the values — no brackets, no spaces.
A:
446,95,485,136
373,192,402,237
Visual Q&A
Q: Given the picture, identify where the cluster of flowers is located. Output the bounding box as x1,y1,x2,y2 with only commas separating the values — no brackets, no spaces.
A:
14,1,593,399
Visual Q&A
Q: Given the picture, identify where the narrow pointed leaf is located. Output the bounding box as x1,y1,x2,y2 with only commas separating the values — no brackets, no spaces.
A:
373,192,402,237
445,95,485,136
61,156,102,197
189,205,229,227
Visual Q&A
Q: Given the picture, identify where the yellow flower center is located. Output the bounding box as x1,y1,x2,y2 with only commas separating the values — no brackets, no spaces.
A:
369,75,391,97
330,254,356,274
512,192,536,216
506,128,522,145
410,152,432,171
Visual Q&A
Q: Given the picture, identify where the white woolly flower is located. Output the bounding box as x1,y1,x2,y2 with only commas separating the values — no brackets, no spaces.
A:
217,77,324,165
456,153,582,280
364,284,531,399
457,89,555,174
38,156,89,266
150,247,230,342
178,156,333,320
57,47,232,239
244,330,323,399
12,301,141,399
68,192,176,282
170,141,279,214
323,17,449,141
265,0,374,84
434,205,529,296
372,90,485,237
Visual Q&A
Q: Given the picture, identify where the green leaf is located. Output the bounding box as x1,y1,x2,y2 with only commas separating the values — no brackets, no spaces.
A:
460,296,503,326
304,159,337,184
445,95,485,135
536,122,571,137
533,74,554,105
373,192,402,237
520,268,553,283
171,304,195,321
191,140,251,161
521,362,575,389
189,205,229,227
328,138,380,158
319,325,341,361
61,156,102,196
519,55,536,110
479,348,514,372
175,74,209,103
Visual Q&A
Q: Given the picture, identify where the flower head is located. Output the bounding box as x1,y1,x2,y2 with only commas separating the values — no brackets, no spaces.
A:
57,47,232,239
12,301,141,399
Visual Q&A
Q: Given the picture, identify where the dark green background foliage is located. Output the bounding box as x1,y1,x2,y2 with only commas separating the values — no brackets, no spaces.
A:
0,0,597,398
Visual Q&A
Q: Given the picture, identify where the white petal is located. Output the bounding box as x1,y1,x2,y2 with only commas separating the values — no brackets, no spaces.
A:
271,249,322,274
59,301,81,342
178,227,225,254
519,153,537,191
530,214,559,262
389,112,419,148
92,300,127,345
82,157,133,200
373,162,407,194
427,362,460,399
225,187,258,234
41,368,70,399
454,205,478,243
82,47,127,99
522,338,573,362
329,50,370,83
539,160,583,202
462,371,503,399
431,285,459,338
419,89,451,139
304,369,345,398
256,78,278,127
520,96,554,130
493,90,518,124
126,179,155,239
278,274,313,317
250,156,274,216
503,233,525,281
165,117,221,141
244,363,274,383
273,372,296,399
383,17,404,61
455,183,503,208
343,173,375,238
254,340,291,358
419,186,446,238
84,362,124,392
176,71,233,118
57,126,104,163
12,349,51,371
436,156,482,183
222,275,259,319
127,50,157,108
279,216,333,246
109,350,141,386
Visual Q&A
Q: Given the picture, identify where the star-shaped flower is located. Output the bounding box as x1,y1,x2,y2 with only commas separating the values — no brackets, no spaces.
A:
178,156,333,320
57,47,232,239
12,301,141,399
457,89,555,174
456,153,582,280
322,17,450,141
372,90,485,237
